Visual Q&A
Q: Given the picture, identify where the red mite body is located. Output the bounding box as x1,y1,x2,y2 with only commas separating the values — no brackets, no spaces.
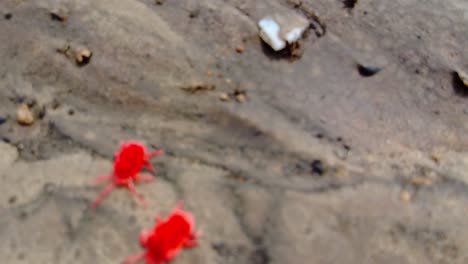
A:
92,141,163,208
123,203,199,264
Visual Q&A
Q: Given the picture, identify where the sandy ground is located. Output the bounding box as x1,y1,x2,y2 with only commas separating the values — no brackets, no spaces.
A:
1,0,468,263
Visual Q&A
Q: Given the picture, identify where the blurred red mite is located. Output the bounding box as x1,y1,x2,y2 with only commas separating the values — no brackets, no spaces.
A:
91,141,164,208
123,203,200,264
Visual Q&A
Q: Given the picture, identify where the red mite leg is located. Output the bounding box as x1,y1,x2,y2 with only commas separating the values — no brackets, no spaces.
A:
183,239,199,248
193,230,202,238
144,162,155,172
144,150,163,172
94,175,112,183
126,182,148,207
175,201,184,210
91,183,116,208
122,252,145,264
139,229,151,247
155,215,163,224
147,149,164,158
135,174,155,183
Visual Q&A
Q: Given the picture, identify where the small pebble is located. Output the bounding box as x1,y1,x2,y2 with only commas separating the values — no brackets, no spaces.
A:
16,104,34,126
219,93,230,101
410,176,433,186
75,48,92,66
258,14,309,51
235,45,245,54
400,190,411,202
4,13,12,20
357,64,381,77
50,7,68,22
457,71,468,86
430,151,442,163
235,94,246,103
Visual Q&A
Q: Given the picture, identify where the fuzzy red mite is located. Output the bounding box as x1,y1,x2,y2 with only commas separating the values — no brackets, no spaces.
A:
91,141,163,208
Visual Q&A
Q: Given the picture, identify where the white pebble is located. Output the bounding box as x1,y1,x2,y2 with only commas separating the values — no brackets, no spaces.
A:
258,17,286,51
258,14,309,51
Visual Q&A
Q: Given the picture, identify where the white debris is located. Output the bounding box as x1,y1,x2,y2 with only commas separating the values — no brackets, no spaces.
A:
258,13,309,51
258,17,286,51
285,27,306,43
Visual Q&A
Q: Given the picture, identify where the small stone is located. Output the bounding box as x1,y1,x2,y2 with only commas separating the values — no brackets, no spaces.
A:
16,104,34,126
430,151,442,164
155,0,165,5
457,71,468,86
75,48,92,66
258,13,309,51
400,190,411,202
235,45,245,54
357,64,382,77
410,176,433,186
235,94,246,103
258,18,284,51
4,13,12,20
233,89,247,103
455,71,468,87
50,7,68,22
334,148,348,160
219,93,230,101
